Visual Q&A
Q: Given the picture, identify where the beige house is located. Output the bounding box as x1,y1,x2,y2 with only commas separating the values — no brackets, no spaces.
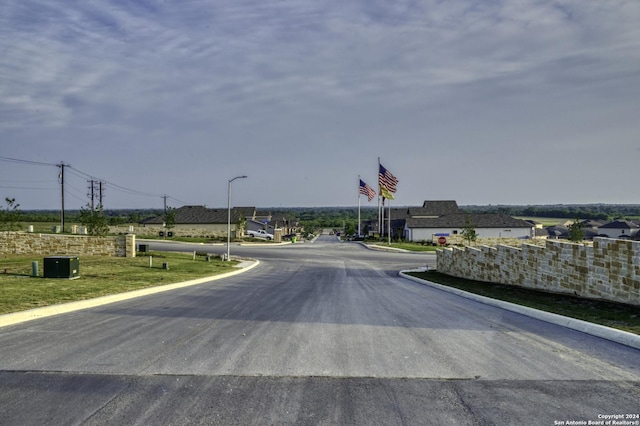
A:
138,205,251,238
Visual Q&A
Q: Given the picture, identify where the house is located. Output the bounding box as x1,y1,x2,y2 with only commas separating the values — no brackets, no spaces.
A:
404,212,534,242
364,200,463,239
598,220,640,239
370,200,533,242
139,205,250,238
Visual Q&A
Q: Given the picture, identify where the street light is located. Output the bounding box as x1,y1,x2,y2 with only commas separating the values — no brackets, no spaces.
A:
226,175,247,261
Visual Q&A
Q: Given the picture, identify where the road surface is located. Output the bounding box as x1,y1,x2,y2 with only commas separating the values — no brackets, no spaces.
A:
0,235,638,425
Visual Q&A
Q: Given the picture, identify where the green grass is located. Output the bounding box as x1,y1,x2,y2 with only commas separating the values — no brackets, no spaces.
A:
407,271,640,335
0,252,238,315
514,217,571,227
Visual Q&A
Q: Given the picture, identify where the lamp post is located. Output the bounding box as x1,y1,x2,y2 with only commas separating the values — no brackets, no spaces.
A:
226,175,247,261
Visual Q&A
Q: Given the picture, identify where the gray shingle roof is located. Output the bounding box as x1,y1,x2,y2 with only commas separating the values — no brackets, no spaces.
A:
405,213,533,229
409,200,461,217
140,205,244,225
600,220,639,229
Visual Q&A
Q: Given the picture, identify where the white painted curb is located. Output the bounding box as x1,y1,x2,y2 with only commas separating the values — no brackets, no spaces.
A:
400,270,640,351
0,260,259,328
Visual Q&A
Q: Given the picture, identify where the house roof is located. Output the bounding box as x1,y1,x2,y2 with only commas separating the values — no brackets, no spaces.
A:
545,225,569,237
235,207,257,218
409,200,461,217
600,220,640,229
579,219,605,228
387,208,411,220
405,213,533,229
140,205,243,225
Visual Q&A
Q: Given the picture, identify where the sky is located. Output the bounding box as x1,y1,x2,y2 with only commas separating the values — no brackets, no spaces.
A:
1,0,639,210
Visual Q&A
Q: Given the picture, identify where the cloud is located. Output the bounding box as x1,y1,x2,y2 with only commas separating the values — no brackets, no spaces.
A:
1,0,640,208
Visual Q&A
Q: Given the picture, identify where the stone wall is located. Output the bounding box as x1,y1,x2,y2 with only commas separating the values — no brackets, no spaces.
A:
436,237,640,306
0,233,136,257
109,224,232,238
442,235,548,248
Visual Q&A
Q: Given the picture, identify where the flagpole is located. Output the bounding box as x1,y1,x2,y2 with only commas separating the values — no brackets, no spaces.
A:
377,157,381,236
388,199,391,245
357,176,361,236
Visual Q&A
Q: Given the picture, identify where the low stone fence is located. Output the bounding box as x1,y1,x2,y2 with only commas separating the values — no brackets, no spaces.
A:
437,237,640,306
108,225,228,238
0,233,136,257
441,236,548,248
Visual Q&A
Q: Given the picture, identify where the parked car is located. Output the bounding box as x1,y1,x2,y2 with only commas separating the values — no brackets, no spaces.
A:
246,229,274,240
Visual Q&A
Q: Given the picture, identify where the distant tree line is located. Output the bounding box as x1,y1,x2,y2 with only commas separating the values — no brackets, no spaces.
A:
272,207,378,231
17,209,163,225
462,205,640,221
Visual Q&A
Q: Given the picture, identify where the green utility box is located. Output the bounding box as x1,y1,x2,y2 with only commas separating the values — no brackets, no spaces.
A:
43,256,80,279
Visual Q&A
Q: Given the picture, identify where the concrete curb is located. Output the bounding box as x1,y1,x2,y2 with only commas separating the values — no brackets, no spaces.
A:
138,238,298,247
362,243,411,253
0,260,260,329
399,270,640,351
357,242,436,254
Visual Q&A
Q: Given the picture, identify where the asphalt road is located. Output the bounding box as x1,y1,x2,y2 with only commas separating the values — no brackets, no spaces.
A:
0,235,639,425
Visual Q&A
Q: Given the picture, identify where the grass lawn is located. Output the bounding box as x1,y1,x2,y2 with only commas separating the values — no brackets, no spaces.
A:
514,217,571,227
0,252,238,315
407,270,640,335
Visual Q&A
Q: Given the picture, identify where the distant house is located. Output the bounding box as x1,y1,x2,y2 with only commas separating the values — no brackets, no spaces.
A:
269,213,303,235
243,211,304,236
598,220,640,239
404,212,533,242
139,205,250,238
545,225,569,239
365,200,534,241
363,200,463,239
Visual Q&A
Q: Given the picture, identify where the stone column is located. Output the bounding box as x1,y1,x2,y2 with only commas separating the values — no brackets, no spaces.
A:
125,234,136,258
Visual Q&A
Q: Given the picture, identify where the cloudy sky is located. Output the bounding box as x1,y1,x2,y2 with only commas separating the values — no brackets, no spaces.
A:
1,0,639,210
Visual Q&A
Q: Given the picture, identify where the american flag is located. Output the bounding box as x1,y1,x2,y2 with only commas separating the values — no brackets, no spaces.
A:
378,163,398,193
359,179,376,201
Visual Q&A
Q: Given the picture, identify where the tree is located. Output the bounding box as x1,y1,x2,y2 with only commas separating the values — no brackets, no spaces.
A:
127,212,140,224
345,222,356,236
164,207,176,232
461,214,478,245
236,214,247,237
568,219,586,243
78,204,110,236
0,197,22,234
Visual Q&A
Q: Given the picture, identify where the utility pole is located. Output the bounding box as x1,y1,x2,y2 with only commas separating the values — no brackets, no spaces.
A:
88,180,105,210
162,195,168,239
58,162,66,232
98,181,104,209
88,179,95,210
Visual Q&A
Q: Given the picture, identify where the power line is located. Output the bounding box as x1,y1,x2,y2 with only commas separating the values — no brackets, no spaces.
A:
67,165,163,199
0,186,56,191
2,156,195,208
0,156,57,167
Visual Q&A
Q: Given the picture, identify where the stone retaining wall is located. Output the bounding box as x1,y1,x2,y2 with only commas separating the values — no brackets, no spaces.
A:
436,237,640,306
109,224,230,238
0,233,136,257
